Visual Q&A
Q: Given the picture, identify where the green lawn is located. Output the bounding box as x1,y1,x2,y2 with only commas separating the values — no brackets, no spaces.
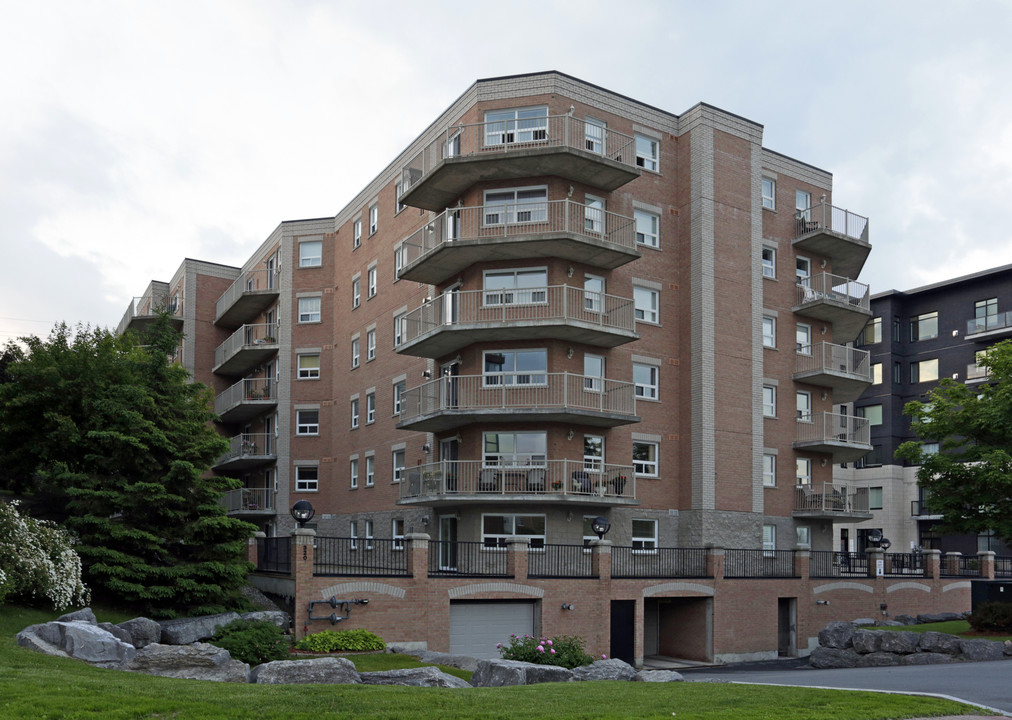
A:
0,606,988,720
871,619,1012,642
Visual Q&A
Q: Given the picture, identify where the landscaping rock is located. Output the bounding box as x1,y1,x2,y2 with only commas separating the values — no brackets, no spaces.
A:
360,666,471,688
15,624,70,659
900,652,956,665
809,646,861,669
252,657,360,685
638,669,684,682
917,612,962,624
406,651,477,672
470,659,573,686
851,618,876,627
57,608,97,624
851,630,882,654
893,614,917,625
18,621,135,667
98,622,133,645
124,643,249,683
386,641,429,655
116,617,162,649
571,659,638,682
918,631,962,655
856,651,899,667
159,612,240,645
817,621,856,649
959,639,1006,662
1005,640,1012,656
239,611,290,629
879,631,920,654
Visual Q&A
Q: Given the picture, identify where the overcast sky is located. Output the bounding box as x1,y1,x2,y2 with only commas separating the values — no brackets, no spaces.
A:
3,0,1012,344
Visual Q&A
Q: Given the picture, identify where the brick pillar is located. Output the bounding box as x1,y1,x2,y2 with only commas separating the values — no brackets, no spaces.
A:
590,538,612,580
249,531,266,566
944,552,962,577
923,549,941,579
979,551,996,580
292,527,316,639
405,532,430,578
866,548,883,578
590,539,612,663
796,549,810,580
707,546,724,580
506,536,530,580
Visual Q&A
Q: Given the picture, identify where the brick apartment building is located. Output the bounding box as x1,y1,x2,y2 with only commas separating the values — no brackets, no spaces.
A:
835,264,1012,557
116,72,977,663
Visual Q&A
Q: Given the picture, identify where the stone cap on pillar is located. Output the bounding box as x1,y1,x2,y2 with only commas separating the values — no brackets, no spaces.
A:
293,527,316,544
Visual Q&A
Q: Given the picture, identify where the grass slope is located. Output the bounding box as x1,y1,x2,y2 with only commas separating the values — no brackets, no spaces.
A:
0,606,986,720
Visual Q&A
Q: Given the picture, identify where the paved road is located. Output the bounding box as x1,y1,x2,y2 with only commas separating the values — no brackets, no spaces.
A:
682,660,1012,715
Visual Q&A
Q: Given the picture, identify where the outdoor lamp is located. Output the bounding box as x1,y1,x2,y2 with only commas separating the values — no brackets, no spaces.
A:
291,500,315,527
591,516,610,540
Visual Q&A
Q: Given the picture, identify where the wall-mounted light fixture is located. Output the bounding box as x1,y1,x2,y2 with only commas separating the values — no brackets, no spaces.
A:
567,429,574,441
561,603,575,611
422,443,431,454
422,370,432,379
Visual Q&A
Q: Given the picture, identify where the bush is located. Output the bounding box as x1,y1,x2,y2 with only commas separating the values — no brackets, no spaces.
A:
294,628,386,653
208,619,290,665
968,602,1012,633
497,634,597,669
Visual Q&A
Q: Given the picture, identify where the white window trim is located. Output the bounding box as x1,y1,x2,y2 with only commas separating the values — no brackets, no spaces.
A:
297,353,321,380
633,361,659,401
297,296,321,324
762,314,777,349
632,440,659,477
295,408,320,436
365,453,375,487
632,518,658,554
349,456,359,489
298,238,323,268
634,208,660,248
761,245,776,279
763,452,776,487
294,463,319,493
481,512,546,550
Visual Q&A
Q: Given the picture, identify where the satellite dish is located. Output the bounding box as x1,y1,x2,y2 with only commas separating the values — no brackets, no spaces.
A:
868,529,883,545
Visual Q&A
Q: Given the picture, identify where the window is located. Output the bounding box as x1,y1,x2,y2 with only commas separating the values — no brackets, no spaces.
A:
393,381,405,415
762,315,776,348
893,361,902,385
392,519,405,550
392,450,405,483
796,323,812,355
350,458,359,489
763,453,776,487
796,458,811,485
860,317,882,345
295,465,318,492
483,349,547,386
856,445,882,468
393,312,406,346
796,526,811,547
298,297,321,323
296,409,319,436
368,266,377,298
352,278,361,308
910,311,939,341
635,134,659,171
796,257,811,285
350,398,359,428
763,385,776,417
366,392,375,424
394,244,406,276
634,285,659,323
365,519,374,549
633,441,658,476
761,246,776,278
365,456,375,486
796,390,812,421
762,524,776,552
857,404,883,426
299,240,322,267
351,337,360,368
369,205,378,235
585,195,605,233
367,329,376,361
871,363,883,385
584,354,604,392
483,268,547,305
585,117,605,154
632,519,657,553
584,273,605,312
483,431,546,467
353,219,362,248
634,209,659,247
761,177,776,210
298,354,320,379
869,487,883,510
634,362,658,400
910,358,939,383
973,298,998,332
482,513,546,549
922,441,939,457
350,520,358,547
483,186,548,225
796,190,811,220
484,107,548,147
394,182,405,214
583,435,604,470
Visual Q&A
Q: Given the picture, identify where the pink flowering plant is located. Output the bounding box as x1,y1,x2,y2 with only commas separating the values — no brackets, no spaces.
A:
497,633,595,669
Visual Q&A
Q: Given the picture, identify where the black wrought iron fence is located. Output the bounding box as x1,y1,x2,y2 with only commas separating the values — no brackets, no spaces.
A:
883,552,925,576
941,554,981,578
528,544,595,578
723,549,797,578
256,536,291,574
611,547,710,578
313,537,409,577
428,541,510,577
996,556,1012,578
808,551,868,577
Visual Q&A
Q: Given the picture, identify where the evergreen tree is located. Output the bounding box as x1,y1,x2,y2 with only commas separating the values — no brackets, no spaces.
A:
0,318,255,616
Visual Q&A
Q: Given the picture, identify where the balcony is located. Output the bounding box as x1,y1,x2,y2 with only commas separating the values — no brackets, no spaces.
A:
398,115,641,211
221,487,276,516
214,377,278,424
794,482,873,521
397,372,640,433
792,202,870,279
117,294,183,336
910,500,943,520
966,310,1012,342
213,433,276,471
792,272,872,342
793,342,872,403
397,201,639,285
793,412,872,463
966,362,990,384
213,323,279,376
397,459,638,508
215,267,280,328
397,286,638,359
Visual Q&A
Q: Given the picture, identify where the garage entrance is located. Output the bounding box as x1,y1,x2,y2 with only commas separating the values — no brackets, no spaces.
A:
644,597,712,662
449,600,536,659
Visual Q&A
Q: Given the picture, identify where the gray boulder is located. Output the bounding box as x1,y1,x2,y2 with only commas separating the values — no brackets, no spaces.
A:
918,631,962,655
875,620,905,627
851,618,876,627
117,617,162,649
240,611,290,630
879,631,920,654
99,622,134,645
252,657,360,685
471,659,574,687
1005,640,1012,656
15,624,70,658
385,641,428,655
57,608,97,624
809,646,861,669
159,612,240,645
917,612,963,624
818,621,856,649
406,651,477,672
856,652,900,667
900,652,957,665
638,669,684,682
959,639,1006,662
360,666,471,688
571,659,638,682
17,621,135,667
893,614,917,625
124,643,249,683
851,630,882,654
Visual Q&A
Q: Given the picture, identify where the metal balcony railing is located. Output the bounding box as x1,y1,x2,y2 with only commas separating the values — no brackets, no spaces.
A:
611,547,710,579
215,432,275,466
214,323,278,368
528,544,596,578
314,537,410,577
966,363,990,381
214,377,277,416
809,551,869,577
221,487,275,513
400,114,638,197
795,272,870,312
117,294,183,335
795,342,871,380
428,541,511,577
794,202,869,244
399,459,635,501
400,285,635,347
967,310,1012,336
794,482,870,514
796,412,871,447
399,372,637,423
215,267,279,320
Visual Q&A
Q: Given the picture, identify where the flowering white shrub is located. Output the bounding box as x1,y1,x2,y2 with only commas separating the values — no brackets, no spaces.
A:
0,500,89,610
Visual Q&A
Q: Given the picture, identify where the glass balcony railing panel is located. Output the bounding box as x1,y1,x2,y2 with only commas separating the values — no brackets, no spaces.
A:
966,310,1012,336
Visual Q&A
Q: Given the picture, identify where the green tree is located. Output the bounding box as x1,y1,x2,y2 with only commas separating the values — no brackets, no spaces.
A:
0,317,255,617
896,339,1012,544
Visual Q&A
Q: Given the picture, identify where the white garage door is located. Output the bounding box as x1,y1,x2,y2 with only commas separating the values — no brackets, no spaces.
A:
449,601,536,659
